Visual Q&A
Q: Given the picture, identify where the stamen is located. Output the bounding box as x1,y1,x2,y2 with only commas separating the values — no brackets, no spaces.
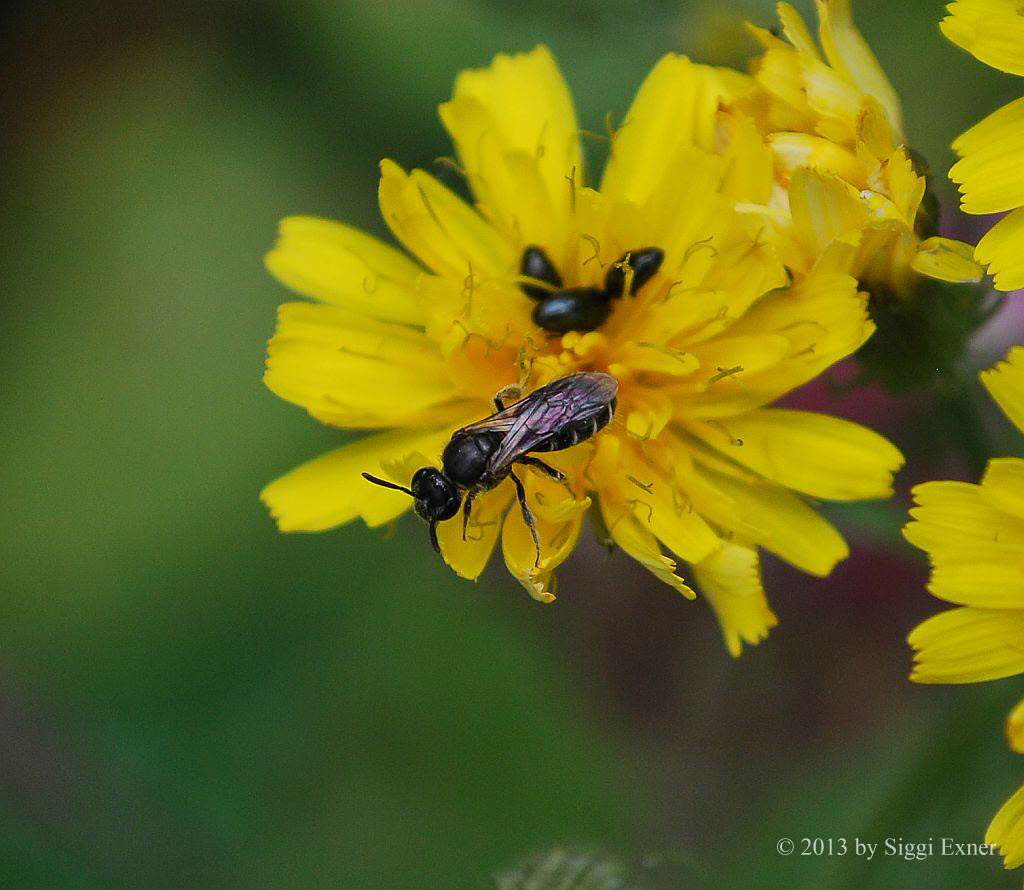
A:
707,365,744,385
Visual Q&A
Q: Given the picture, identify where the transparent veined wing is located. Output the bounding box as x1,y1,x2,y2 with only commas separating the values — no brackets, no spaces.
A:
483,372,618,471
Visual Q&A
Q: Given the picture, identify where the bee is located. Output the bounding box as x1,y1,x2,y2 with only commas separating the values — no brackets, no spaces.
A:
362,372,618,565
518,245,664,335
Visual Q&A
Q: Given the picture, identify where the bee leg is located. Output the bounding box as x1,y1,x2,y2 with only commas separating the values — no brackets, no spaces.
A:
518,457,575,498
493,383,523,412
517,456,565,482
509,470,541,569
428,521,441,555
461,490,477,541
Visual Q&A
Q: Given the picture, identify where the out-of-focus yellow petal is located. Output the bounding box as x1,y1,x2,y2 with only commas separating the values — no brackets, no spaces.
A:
942,0,1024,76
437,484,513,581
261,426,454,532
989,783,1024,869
1007,697,1024,755
378,159,514,279
691,408,904,501
911,237,985,283
692,541,777,657
264,302,455,425
976,208,1024,292
788,167,867,265
439,46,581,259
909,606,1024,684
769,133,863,185
777,2,821,59
815,0,903,138
982,346,1024,436
264,216,424,324
803,58,863,139
719,111,775,204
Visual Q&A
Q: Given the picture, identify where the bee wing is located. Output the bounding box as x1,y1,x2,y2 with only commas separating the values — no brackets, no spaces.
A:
485,372,618,470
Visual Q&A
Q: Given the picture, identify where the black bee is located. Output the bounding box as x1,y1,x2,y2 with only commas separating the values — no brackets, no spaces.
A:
519,245,664,335
362,372,618,565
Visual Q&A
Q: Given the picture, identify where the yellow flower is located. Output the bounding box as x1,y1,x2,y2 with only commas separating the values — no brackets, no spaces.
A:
905,345,1024,867
724,1,981,293
261,45,903,654
944,0,1024,290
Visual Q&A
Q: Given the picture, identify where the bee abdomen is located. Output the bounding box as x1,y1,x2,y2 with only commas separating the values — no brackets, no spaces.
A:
532,403,614,453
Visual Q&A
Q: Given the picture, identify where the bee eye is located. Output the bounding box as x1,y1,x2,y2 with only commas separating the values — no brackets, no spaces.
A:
519,246,562,300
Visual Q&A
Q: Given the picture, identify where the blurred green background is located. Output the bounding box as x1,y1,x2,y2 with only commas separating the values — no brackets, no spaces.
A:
2,1,1023,887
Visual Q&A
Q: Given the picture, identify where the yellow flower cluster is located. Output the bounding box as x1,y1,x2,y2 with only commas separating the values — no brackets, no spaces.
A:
722,1,981,295
261,42,904,654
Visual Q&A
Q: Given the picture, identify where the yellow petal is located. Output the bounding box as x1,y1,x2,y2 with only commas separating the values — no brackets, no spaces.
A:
815,0,903,139
909,606,1024,684
378,159,514,279
976,208,1024,292
904,479,1024,607
264,216,424,324
598,497,696,599
694,463,849,577
678,270,871,416
910,236,984,284
1007,697,1024,754
439,45,581,257
264,302,455,425
983,458,1024,520
614,446,722,565
601,54,734,206
988,782,1024,869
615,342,700,378
679,334,791,394
261,427,454,532
436,484,513,581
949,102,1024,213
500,501,583,603
691,408,903,501
982,346,1024,436
942,1,1024,76
692,541,777,657
954,96,1024,157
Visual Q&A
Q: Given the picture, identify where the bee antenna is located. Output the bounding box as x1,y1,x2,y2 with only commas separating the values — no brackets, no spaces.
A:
361,472,414,497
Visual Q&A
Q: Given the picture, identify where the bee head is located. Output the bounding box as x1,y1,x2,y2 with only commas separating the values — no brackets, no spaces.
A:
409,467,461,523
361,468,461,524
